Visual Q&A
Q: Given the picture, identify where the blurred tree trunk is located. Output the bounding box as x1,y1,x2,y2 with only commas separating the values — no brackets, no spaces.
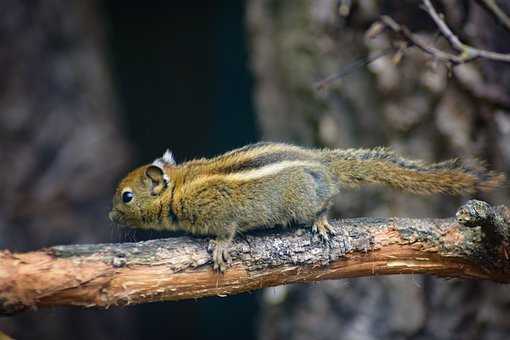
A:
0,0,132,338
247,1,510,339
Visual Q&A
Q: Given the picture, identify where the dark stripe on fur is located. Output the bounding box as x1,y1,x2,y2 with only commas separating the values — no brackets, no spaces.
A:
219,151,310,173
168,206,178,224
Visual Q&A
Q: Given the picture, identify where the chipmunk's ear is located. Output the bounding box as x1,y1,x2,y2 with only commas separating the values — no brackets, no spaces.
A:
152,149,176,168
145,165,169,195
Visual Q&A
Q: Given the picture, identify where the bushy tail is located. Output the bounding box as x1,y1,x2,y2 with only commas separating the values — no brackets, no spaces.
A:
321,148,505,194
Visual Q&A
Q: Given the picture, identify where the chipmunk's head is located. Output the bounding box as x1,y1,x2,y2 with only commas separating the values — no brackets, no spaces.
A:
109,150,175,228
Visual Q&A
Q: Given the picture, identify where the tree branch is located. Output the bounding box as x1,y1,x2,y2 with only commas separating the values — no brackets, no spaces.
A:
1,200,509,315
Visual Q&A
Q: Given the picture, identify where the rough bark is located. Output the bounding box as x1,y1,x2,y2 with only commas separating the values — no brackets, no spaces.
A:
1,200,509,316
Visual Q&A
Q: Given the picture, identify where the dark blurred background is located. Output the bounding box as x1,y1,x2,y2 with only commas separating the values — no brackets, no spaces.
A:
106,1,257,161
1,1,510,339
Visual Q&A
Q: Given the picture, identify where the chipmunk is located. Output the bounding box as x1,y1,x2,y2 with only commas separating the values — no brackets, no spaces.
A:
109,142,504,271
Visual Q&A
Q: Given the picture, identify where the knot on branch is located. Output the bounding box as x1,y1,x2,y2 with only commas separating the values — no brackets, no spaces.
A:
456,199,510,269
456,199,510,243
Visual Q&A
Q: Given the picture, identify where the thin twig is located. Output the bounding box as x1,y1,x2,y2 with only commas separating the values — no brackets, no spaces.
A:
475,0,510,32
315,48,394,90
422,0,466,51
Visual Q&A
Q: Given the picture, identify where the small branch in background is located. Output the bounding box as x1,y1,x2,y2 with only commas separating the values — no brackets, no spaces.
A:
421,0,467,52
421,0,510,62
315,48,394,91
0,200,509,316
379,0,510,65
315,0,510,92
475,0,510,32
379,15,463,64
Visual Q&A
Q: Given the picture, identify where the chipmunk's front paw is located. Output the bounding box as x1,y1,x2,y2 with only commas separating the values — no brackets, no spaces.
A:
312,214,335,242
208,238,232,273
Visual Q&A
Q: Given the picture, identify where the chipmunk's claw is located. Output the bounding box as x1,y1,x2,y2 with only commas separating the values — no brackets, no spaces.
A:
208,239,232,273
312,215,336,243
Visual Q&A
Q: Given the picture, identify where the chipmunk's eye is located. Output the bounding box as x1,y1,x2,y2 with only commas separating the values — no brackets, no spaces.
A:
122,191,134,204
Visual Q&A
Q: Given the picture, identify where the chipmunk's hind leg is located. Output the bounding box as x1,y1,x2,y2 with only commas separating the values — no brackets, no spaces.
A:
311,205,335,241
302,167,337,242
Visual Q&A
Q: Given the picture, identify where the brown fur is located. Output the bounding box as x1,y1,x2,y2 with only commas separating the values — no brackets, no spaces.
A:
321,148,504,194
109,143,505,271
